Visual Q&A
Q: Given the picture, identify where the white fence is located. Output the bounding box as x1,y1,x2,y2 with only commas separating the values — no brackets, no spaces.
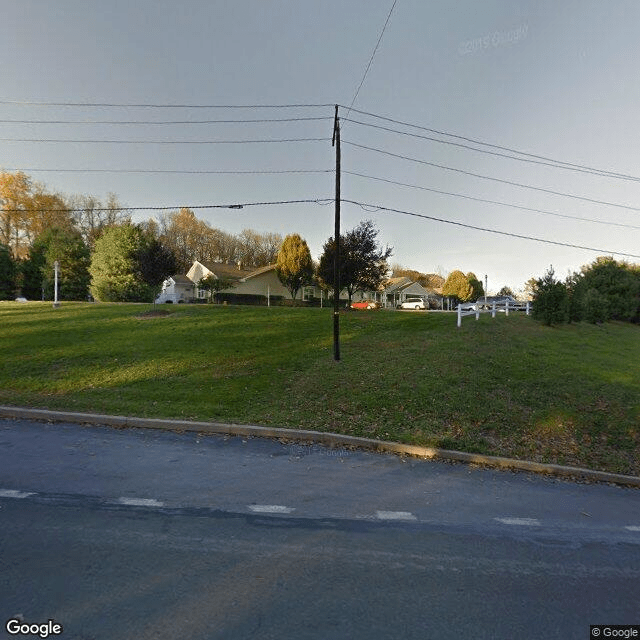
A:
457,300,530,327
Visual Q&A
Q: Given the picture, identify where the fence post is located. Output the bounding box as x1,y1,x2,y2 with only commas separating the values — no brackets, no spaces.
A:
492,302,496,318
505,300,509,316
475,304,480,321
526,301,530,315
457,303,462,328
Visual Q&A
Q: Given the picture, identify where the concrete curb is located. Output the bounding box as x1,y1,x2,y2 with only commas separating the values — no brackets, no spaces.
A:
1,405,639,488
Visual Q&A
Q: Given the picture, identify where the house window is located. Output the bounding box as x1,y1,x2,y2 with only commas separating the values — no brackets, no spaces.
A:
302,287,315,301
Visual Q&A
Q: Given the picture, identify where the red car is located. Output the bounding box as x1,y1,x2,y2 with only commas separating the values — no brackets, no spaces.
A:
350,300,381,310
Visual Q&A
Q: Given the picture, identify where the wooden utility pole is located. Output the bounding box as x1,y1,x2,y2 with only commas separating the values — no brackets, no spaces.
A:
332,105,341,361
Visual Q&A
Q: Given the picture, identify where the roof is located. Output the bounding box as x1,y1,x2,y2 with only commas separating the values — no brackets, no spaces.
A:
382,277,413,293
240,264,277,281
169,274,193,285
196,261,253,280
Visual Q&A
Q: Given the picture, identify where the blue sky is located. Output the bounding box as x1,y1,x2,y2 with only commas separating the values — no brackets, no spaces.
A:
1,1,639,293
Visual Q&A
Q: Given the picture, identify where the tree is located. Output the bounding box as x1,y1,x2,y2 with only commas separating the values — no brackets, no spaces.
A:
275,234,314,302
317,220,392,306
442,270,473,302
578,257,639,322
90,224,166,302
67,193,130,249
30,227,91,301
237,229,283,268
531,266,568,326
0,244,16,300
0,172,74,259
136,235,178,303
197,275,235,303
498,286,514,297
467,272,484,300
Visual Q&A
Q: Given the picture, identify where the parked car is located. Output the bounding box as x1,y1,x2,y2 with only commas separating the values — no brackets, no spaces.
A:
398,297,427,310
350,300,380,310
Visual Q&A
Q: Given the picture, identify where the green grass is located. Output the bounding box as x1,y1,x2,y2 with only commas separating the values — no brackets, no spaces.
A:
2,301,639,475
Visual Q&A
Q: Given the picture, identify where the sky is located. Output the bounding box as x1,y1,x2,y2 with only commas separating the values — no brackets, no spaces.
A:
1,0,639,294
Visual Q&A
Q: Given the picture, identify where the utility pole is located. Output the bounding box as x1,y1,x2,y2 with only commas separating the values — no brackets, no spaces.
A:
332,105,341,361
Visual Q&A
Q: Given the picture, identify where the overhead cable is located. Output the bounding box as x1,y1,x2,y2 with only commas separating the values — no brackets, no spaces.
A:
343,118,640,182
346,0,399,118
344,171,640,229
0,137,329,145
342,199,640,259
343,140,640,212
340,105,638,183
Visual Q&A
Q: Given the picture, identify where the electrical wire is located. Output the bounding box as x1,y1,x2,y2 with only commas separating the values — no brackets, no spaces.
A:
343,140,640,212
4,168,332,175
1,199,334,214
343,118,640,183
344,170,640,229
340,105,638,182
0,117,332,125
0,137,329,144
342,199,640,259
0,100,335,109
345,0,398,118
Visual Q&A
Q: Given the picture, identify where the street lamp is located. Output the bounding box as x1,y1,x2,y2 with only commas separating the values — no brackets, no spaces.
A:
53,260,60,309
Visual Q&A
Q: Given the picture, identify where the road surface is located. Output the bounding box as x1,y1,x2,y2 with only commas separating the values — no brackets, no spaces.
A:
0,418,638,639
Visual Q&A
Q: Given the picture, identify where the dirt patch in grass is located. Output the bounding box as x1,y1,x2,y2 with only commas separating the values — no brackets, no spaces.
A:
136,309,174,319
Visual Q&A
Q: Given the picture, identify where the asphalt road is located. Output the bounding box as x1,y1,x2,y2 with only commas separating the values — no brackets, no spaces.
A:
1,418,639,640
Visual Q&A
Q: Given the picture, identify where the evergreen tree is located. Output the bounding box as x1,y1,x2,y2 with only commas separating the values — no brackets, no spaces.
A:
275,234,314,302
0,244,16,300
89,224,156,302
531,266,568,326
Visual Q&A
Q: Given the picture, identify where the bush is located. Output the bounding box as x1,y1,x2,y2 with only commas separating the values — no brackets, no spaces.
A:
581,288,609,324
532,266,568,326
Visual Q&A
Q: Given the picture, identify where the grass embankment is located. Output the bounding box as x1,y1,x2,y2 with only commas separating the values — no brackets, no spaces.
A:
2,302,639,475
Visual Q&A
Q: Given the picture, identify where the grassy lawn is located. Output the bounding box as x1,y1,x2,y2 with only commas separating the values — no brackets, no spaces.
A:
2,301,639,475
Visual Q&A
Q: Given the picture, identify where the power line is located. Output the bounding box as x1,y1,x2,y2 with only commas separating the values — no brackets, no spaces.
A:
0,116,332,125
340,105,639,183
343,118,640,183
344,170,640,230
0,99,335,109
1,198,334,214
345,0,398,118
4,168,332,175
342,199,640,259
343,140,640,212
0,136,329,145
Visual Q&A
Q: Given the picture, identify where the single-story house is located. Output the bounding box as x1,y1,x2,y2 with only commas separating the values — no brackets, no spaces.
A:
186,261,253,301
155,275,196,304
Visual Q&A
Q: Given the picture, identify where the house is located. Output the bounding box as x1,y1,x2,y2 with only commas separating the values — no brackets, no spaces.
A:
224,264,321,303
379,277,437,308
186,261,253,301
155,275,195,304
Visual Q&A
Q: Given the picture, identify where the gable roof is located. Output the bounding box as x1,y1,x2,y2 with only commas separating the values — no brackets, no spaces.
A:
168,274,193,285
194,261,253,280
240,264,277,281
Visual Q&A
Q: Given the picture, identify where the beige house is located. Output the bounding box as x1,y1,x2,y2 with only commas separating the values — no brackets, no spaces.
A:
228,264,320,302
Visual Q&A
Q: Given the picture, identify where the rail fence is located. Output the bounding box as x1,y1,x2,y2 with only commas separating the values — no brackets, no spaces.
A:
457,300,530,327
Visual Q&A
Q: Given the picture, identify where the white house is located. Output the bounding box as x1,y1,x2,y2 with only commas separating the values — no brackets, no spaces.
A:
155,275,195,304
186,261,253,301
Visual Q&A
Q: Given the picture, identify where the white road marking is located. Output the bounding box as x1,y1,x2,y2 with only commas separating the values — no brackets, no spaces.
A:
117,498,164,507
248,505,295,514
495,517,541,526
0,489,35,499
625,526,640,532
375,511,417,521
